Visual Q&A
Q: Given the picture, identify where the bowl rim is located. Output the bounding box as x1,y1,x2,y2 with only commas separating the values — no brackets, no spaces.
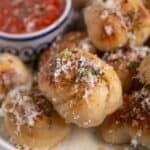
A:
0,0,72,41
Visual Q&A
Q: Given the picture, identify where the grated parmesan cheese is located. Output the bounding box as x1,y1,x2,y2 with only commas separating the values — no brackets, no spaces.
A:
50,49,104,100
131,138,138,147
104,25,113,36
79,38,95,52
135,87,150,111
98,0,119,10
103,46,150,68
100,10,109,19
3,85,41,133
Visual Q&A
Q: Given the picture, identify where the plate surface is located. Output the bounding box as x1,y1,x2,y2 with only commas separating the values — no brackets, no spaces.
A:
0,116,134,150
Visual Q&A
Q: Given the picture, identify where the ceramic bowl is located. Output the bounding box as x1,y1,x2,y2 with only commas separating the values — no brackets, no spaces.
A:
0,0,72,61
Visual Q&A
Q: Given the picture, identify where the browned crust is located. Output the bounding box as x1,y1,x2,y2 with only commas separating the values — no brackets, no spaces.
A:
39,32,97,68
106,86,150,130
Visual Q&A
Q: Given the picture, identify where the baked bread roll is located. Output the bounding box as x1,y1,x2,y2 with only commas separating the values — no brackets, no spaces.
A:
102,46,150,92
0,53,32,103
38,48,122,128
139,55,150,85
142,0,150,11
73,0,86,8
73,0,90,9
100,86,150,149
39,32,97,68
84,0,150,51
3,83,71,150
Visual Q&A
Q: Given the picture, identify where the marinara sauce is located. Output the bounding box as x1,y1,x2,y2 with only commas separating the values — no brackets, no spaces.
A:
0,0,63,34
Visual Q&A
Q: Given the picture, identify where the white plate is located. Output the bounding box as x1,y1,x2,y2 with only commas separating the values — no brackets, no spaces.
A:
0,116,134,150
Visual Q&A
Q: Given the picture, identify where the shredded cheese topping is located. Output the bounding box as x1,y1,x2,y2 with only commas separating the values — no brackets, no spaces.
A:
103,46,150,68
46,49,105,100
3,84,41,133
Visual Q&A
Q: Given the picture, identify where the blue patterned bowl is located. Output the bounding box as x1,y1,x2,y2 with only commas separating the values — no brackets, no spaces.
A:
0,0,72,61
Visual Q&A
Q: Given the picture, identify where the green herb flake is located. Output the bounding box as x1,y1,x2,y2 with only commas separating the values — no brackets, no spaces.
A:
63,49,71,57
77,70,90,80
77,72,85,79
128,61,140,69
91,68,100,76
128,11,138,21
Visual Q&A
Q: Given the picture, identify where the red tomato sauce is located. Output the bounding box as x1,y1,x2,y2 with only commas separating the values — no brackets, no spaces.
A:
0,0,63,34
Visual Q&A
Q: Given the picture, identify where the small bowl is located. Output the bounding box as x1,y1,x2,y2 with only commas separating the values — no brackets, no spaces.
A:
0,0,72,61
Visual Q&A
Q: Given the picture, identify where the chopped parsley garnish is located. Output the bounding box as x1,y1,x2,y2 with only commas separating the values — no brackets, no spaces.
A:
91,68,100,76
128,61,140,69
128,11,138,21
77,70,89,80
77,71,86,79
63,49,71,57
